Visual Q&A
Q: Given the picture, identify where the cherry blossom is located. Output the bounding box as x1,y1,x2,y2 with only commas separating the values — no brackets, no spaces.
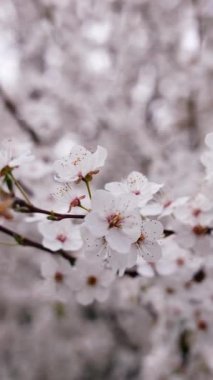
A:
140,191,188,218
84,190,141,253
130,220,163,262
2,129,213,322
82,227,137,275
53,145,107,183
38,219,83,252
37,254,73,301
70,257,115,305
173,193,213,226
105,171,163,208
0,139,34,175
172,220,212,255
137,236,202,277
52,183,90,214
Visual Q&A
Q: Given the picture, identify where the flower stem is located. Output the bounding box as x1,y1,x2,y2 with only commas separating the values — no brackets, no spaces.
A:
10,172,32,205
13,198,85,220
84,180,92,199
79,204,91,212
0,224,76,265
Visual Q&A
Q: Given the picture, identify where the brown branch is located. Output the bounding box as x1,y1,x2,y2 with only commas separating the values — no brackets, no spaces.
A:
0,224,76,265
0,224,210,282
13,198,86,220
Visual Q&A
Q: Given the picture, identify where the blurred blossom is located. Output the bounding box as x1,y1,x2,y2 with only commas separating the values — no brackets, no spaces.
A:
0,31,20,91
85,48,112,73
0,0,213,379
178,23,200,64
131,66,156,104
82,20,111,44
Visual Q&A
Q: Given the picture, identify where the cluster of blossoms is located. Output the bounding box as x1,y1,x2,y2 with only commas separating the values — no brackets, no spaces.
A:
0,134,213,308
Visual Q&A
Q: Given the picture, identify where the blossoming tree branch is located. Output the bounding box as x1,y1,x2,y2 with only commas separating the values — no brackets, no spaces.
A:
0,134,213,305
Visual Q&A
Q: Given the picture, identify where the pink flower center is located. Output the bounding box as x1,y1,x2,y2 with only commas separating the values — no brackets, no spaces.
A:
176,258,185,267
72,157,81,166
192,208,201,217
163,200,172,208
133,190,141,195
56,234,67,243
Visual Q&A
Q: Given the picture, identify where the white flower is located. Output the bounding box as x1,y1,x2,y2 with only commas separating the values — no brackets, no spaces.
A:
140,191,188,218
84,190,141,253
53,145,107,183
130,220,163,262
105,171,163,208
37,254,73,301
0,139,34,174
70,257,115,305
38,219,83,252
159,196,189,218
173,193,213,226
137,236,201,277
82,227,137,275
173,220,212,255
52,183,90,214
136,257,155,278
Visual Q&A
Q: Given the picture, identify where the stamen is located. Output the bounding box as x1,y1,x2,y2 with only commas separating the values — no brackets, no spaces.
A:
107,213,122,228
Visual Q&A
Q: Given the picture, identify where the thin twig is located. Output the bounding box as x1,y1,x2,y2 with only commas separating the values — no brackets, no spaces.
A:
0,224,75,265
13,198,86,220
0,224,211,280
10,172,33,205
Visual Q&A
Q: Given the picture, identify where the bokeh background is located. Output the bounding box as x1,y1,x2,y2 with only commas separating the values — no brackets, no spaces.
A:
0,0,213,379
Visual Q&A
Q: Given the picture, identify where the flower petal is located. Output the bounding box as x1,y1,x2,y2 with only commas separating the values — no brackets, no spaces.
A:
106,229,132,253
91,190,114,216
95,287,110,302
84,212,108,237
105,181,128,195
42,239,62,252
139,241,162,262
141,220,163,241
121,212,141,240
76,288,95,305
91,146,107,170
